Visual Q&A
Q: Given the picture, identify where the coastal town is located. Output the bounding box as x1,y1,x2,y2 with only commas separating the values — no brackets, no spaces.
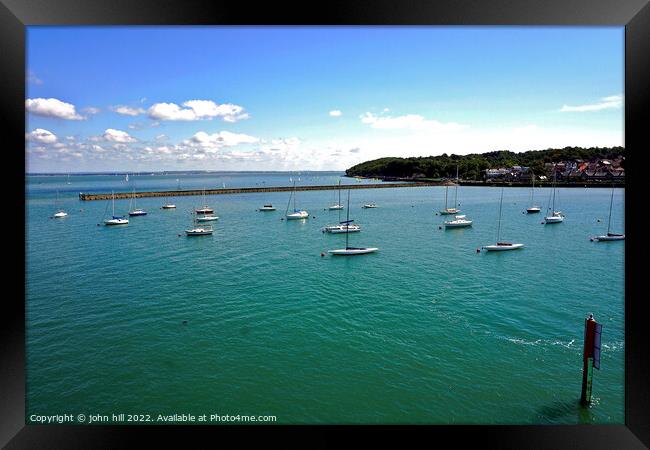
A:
484,157,625,183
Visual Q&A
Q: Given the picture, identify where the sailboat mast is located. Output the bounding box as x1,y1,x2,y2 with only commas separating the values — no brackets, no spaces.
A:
293,180,297,211
607,186,614,233
496,187,504,242
444,186,449,209
454,165,459,208
345,189,351,249
112,190,115,216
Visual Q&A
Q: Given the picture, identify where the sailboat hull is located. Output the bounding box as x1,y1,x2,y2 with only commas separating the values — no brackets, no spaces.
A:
329,247,378,255
594,234,625,241
324,225,361,233
196,216,219,222
129,210,147,216
483,243,524,251
439,209,460,215
444,220,472,228
544,216,564,224
286,211,309,220
161,205,176,209
329,205,344,210
526,207,541,213
53,212,68,218
104,219,129,225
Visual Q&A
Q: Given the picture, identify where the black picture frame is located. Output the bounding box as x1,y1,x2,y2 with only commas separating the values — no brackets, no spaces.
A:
3,0,648,447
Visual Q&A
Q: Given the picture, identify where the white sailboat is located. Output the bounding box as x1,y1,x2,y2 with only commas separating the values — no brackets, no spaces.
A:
285,180,309,220
592,186,625,241
185,212,213,236
440,166,461,215
328,180,344,210
128,188,147,216
195,188,214,214
259,204,276,211
544,171,564,224
362,202,377,209
483,188,524,251
526,172,541,213
52,190,68,218
328,190,377,255
104,191,129,225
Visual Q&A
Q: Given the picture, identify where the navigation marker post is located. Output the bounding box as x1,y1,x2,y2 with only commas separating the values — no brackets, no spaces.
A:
580,313,602,406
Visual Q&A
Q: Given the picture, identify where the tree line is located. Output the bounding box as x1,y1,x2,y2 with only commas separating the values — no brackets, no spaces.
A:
345,146,625,180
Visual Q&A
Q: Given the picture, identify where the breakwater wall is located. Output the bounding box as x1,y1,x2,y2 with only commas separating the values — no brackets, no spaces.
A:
78,182,445,201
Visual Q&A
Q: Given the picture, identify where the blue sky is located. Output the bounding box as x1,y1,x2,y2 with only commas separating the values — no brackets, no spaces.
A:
26,26,624,172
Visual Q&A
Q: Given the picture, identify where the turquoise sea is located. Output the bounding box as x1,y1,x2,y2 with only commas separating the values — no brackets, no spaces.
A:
25,172,625,424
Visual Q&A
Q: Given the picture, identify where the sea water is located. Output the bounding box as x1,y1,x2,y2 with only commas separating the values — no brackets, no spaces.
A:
25,172,625,424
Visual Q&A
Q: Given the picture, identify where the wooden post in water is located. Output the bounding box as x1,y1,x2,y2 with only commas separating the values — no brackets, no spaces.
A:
580,313,602,406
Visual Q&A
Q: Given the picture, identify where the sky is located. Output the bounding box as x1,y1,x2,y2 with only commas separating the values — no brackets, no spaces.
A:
25,26,624,173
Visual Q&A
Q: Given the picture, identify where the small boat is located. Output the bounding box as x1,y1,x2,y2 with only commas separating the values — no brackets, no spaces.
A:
544,172,564,224
104,191,129,225
195,215,219,222
128,188,147,216
323,220,361,234
185,226,213,236
185,212,213,236
444,215,472,228
161,203,176,209
483,188,523,251
52,190,68,218
285,180,309,220
328,190,377,256
328,180,344,210
483,242,525,251
362,203,377,209
592,186,624,241
195,189,214,214
259,204,276,211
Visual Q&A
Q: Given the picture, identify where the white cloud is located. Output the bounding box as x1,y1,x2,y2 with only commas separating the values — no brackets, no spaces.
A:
25,98,85,120
183,131,259,152
103,129,137,143
26,128,57,144
560,95,623,112
112,105,146,116
329,110,342,117
147,100,249,122
83,107,101,115
360,112,467,132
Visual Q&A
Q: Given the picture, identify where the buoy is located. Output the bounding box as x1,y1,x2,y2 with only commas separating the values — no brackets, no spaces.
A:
96,223,100,226
182,320,187,324
438,226,442,230
476,248,481,253
320,252,325,257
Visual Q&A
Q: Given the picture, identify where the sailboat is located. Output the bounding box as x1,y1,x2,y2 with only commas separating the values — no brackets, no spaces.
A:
526,172,541,213
440,166,461,215
482,188,524,251
328,190,377,255
285,180,309,220
125,173,129,182
362,202,377,208
128,188,147,216
328,180,344,210
185,212,213,236
52,190,68,218
104,191,129,225
161,193,176,209
543,171,564,224
195,189,214,214
66,174,71,185
592,186,625,241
